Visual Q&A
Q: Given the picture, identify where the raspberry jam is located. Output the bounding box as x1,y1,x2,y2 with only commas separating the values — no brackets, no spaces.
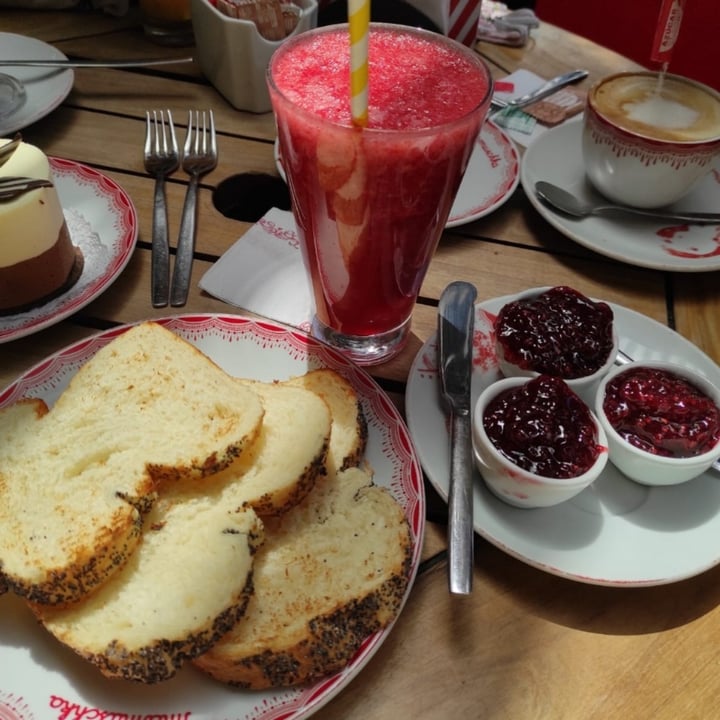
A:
495,286,614,379
602,366,720,458
483,375,603,479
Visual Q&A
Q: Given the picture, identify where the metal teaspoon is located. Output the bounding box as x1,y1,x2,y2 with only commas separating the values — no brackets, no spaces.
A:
535,181,720,224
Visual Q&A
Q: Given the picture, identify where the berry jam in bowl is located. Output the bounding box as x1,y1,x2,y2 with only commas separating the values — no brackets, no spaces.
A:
494,286,618,406
596,361,720,486
473,374,609,508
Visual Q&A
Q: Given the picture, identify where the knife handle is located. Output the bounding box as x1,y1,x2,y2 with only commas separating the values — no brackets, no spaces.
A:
448,409,474,595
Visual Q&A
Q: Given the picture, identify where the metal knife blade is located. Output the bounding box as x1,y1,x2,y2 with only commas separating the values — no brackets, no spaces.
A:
438,281,477,595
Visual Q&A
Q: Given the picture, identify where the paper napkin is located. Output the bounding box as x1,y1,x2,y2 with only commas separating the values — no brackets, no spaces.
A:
199,208,313,331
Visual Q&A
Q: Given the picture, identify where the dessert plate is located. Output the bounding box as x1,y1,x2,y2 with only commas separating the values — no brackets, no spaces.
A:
273,120,520,227
521,118,720,272
0,158,138,343
0,314,425,720
406,291,720,587
0,33,74,136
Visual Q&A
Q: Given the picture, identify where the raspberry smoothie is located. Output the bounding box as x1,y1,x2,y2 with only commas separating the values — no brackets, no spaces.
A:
268,24,492,364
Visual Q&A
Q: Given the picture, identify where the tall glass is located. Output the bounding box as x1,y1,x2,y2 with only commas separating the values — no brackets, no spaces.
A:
268,23,492,365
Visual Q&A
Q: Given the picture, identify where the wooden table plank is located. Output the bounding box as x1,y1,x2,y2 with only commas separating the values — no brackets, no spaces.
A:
311,554,720,720
478,21,646,80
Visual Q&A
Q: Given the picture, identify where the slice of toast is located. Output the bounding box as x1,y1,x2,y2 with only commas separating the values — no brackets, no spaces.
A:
34,480,264,684
221,380,333,516
193,466,413,689
0,322,264,605
283,369,367,474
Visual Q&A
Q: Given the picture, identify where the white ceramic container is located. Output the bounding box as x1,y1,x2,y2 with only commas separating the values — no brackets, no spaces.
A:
191,0,318,113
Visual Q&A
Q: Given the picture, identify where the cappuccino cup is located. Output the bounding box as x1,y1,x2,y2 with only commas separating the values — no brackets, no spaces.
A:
582,71,720,208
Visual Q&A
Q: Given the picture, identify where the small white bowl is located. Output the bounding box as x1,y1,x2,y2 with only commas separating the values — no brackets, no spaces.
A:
191,0,318,113
495,286,618,406
595,361,720,486
473,376,609,508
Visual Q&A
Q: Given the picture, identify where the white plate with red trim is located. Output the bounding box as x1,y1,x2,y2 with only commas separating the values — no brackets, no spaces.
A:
0,314,425,720
521,118,720,272
273,120,520,227
0,157,137,343
0,33,74,135
406,291,720,587
445,119,520,226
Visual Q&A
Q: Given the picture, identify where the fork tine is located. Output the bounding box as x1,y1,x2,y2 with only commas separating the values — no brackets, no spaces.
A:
209,110,216,158
158,110,168,156
144,110,152,156
184,110,195,157
200,111,207,155
166,110,178,158
158,110,166,155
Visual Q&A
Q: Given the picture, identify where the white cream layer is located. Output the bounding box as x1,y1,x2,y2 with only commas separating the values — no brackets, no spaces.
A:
0,139,66,268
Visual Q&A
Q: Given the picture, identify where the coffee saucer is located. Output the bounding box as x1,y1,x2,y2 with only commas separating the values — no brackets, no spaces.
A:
521,118,720,272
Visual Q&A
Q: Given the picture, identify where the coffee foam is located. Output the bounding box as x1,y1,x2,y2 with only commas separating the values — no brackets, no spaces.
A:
592,73,720,142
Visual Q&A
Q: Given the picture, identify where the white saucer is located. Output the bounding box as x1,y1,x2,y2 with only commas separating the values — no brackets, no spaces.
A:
273,120,520,227
521,118,720,272
406,291,720,587
0,158,137,343
0,33,74,136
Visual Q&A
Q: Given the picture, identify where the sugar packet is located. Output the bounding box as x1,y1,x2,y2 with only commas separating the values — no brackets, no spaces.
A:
215,0,299,40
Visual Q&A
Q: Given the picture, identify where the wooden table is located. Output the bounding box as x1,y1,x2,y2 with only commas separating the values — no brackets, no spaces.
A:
2,7,719,720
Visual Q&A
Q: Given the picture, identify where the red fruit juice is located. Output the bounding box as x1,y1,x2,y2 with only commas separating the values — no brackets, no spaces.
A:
268,24,491,343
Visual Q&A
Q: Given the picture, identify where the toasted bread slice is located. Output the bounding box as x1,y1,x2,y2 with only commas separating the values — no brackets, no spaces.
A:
34,482,264,684
0,398,50,596
218,380,332,516
193,466,413,689
0,322,264,605
283,369,367,474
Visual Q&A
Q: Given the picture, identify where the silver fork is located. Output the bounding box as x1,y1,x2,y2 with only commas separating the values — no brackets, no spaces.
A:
144,109,179,308
170,109,217,307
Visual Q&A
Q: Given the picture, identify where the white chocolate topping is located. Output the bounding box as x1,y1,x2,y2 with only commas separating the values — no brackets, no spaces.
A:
0,139,66,268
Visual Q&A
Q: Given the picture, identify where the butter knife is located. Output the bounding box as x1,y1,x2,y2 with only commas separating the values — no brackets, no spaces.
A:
0,57,193,69
490,69,588,115
438,281,477,595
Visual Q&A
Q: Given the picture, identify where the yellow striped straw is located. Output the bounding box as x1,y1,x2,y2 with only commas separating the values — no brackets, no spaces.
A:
348,0,370,127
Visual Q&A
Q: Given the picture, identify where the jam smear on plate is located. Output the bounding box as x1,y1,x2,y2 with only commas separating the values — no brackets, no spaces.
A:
603,366,720,458
484,375,602,478
495,286,614,379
